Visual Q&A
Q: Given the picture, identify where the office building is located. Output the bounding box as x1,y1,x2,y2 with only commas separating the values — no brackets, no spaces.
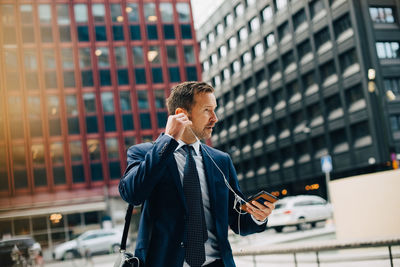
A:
197,0,400,197
0,0,200,248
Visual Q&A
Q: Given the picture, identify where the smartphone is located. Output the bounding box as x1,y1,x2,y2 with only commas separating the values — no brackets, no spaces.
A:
240,190,278,212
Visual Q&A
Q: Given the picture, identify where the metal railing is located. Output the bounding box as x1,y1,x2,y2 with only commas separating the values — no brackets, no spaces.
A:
233,236,400,267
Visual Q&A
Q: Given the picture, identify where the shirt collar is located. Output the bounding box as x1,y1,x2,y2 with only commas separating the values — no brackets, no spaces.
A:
176,139,201,156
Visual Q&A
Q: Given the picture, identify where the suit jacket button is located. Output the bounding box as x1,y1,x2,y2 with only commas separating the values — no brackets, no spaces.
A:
180,242,184,248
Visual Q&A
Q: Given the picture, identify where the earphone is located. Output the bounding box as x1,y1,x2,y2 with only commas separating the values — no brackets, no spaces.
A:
187,127,249,213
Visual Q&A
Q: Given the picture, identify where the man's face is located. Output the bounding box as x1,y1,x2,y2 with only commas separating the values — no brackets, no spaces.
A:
187,92,218,140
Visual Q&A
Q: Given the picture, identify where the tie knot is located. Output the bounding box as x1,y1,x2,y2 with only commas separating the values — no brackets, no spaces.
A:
182,145,194,156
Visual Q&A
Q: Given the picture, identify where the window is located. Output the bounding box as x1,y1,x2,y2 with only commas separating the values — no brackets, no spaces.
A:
308,103,323,127
160,3,173,22
87,139,103,181
287,81,301,103
83,93,98,133
331,129,348,154
110,4,124,40
120,91,134,131
339,49,358,75
106,138,120,179
140,113,152,129
8,96,24,139
302,71,318,96
325,94,343,120
127,3,140,22
384,78,400,96
93,4,107,41
211,53,218,65
320,60,336,84
249,17,260,32
261,6,273,22
176,3,190,22
216,23,224,35
70,141,84,183
2,5,16,45
167,46,178,63
242,51,252,65
48,95,62,136
310,0,324,19
238,27,248,41
315,27,331,51
184,46,195,63
282,51,294,68
268,60,279,77
13,145,28,189
101,92,116,132
346,84,366,112
225,13,233,26
265,32,275,48
390,115,400,131
21,5,35,43
234,3,244,17
275,0,288,11
180,24,192,39
231,60,240,74
51,142,65,185
293,9,307,31
312,135,327,158
218,45,227,58
42,49,57,89
351,121,372,148
4,49,20,90
137,91,149,109
27,96,42,137
61,48,75,87
207,32,215,43
24,49,39,90
278,22,290,42
38,4,53,42
57,4,71,42
79,48,93,87
74,4,89,42
334,13,352,40
253,42,264,57
376,42,400,59
228,36,237,50
297,40,312,61
369,7,395,23
114,46,128,85
66,95,80,135
96,47,111,86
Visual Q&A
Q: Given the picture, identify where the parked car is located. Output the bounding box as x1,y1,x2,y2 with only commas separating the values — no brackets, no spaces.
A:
267,195,333,232
0,236,42,267
53,228,125,261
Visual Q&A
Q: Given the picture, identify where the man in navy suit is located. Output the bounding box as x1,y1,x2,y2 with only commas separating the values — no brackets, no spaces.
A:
119,82,275,267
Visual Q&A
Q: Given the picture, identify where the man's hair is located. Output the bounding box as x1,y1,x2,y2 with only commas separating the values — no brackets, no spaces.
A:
166,81,214,115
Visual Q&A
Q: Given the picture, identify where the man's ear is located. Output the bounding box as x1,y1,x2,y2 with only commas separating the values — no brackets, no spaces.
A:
175,108,187,115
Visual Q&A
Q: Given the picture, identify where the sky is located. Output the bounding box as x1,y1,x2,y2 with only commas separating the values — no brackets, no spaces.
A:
190,0,224,29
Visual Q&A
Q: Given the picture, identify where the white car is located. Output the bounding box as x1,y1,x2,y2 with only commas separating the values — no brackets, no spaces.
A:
53,229,125,260
267,195,333,232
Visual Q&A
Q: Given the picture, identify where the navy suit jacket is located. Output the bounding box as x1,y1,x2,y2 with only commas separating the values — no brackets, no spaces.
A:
119,134,267,267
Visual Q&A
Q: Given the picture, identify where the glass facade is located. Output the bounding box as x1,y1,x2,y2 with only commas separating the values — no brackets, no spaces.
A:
0,0,199,246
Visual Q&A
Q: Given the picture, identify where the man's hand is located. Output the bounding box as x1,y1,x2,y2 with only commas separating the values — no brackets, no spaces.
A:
165,113,192,140
245,201,275,222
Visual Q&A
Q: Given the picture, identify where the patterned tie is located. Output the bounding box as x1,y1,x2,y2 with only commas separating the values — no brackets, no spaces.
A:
182,145,207,267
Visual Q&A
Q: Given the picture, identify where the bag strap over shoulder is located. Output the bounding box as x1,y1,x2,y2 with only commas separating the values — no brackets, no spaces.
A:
120,204,134,251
